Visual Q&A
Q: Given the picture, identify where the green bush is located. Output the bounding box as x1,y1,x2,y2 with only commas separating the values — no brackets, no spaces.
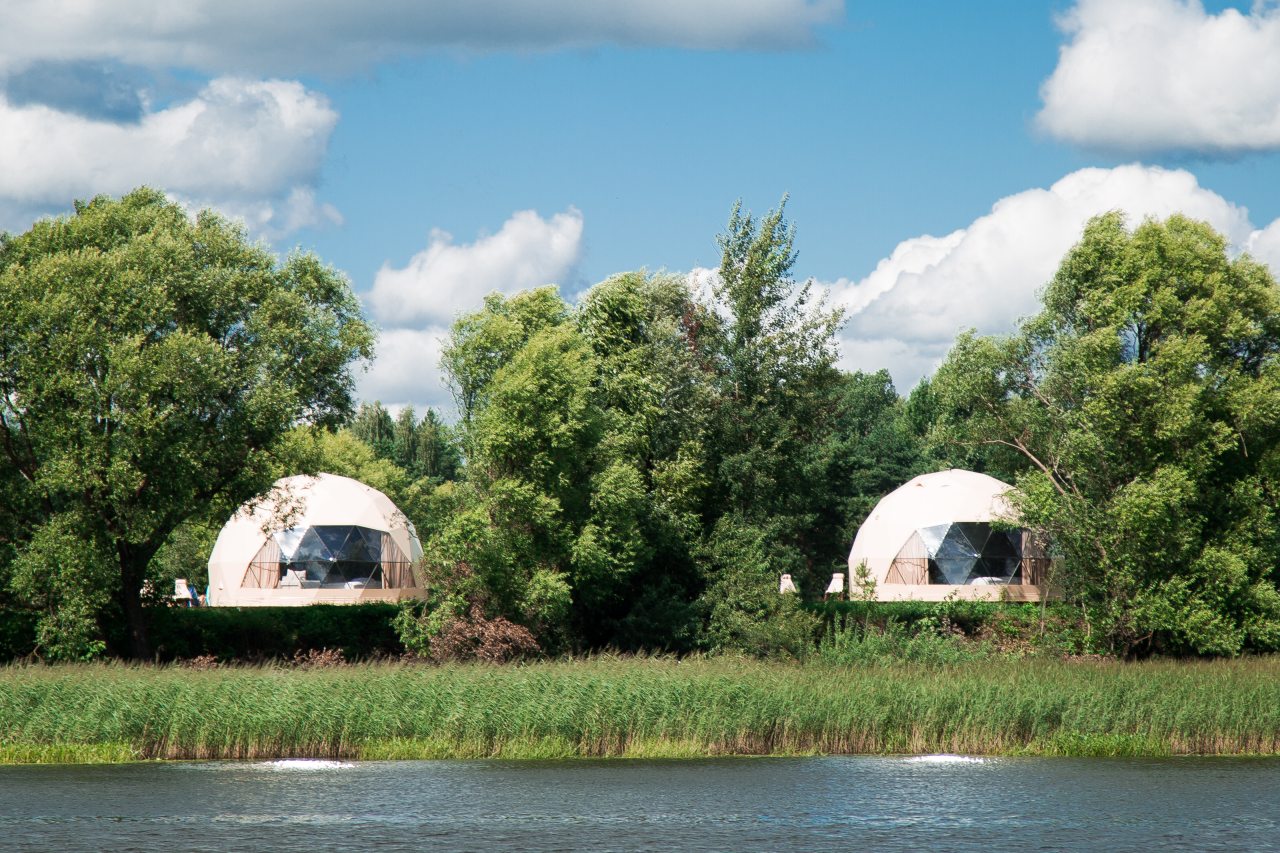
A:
810,600,1097,658
815,619,991,666
145,604,403,662
813,599,1000,633
0,604,405,664
0,609,38,661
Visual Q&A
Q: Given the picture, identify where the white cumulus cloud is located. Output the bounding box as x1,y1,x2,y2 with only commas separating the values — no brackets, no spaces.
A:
1248,218,1280,272
368,208,584,329
829,164,1280,390
0,0,842,76
358,328,454,413
0,76,339,237
1038,0,1280,154
358,208,586,411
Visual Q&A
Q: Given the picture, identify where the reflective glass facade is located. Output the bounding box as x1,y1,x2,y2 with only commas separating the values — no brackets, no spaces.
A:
242,524,415,590
917,522,1022,585
278,525,386,587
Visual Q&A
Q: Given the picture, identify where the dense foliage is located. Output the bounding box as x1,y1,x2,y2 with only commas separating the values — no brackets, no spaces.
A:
0,190,373,659
5,189,1280,663
932,213,1280,656
0,604,407,663
351,402,460,483
388,200,924,657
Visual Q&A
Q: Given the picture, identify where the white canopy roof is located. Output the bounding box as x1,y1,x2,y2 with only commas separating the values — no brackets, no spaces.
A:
207,473,423,605
848,469,1017,585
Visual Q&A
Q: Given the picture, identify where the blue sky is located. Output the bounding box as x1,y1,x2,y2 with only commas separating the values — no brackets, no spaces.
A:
3,0,1280,410
301,2,1071,283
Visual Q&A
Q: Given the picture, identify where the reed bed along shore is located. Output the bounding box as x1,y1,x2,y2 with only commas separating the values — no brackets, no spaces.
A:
3,655,1280,764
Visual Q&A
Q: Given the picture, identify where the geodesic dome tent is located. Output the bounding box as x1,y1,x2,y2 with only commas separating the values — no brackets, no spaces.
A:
847,469,1050,601
207,473,425,606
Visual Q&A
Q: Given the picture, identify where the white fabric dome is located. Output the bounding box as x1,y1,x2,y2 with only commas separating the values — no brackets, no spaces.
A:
848,469,1017,587
207,473,424,606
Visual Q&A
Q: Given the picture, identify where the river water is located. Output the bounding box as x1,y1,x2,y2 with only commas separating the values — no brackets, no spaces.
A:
1,756,1278,851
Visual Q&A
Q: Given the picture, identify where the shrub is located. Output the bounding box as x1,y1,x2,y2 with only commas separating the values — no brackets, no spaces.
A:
815,619,990,667
0,609,38,662
428,606,541,663
147,604,403,662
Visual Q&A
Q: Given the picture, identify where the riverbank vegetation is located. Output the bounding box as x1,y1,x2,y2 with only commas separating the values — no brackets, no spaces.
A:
0,599,1089,665
4,190,1280,663
5,655,1280,763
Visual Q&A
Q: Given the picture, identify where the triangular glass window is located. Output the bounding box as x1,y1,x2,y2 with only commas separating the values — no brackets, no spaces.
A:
954,522,992,554
292,527,331,562
336,527,380,562
931,556,976,585
244,523,415,590
315,526,353,557
918,524,950,555
274,527,307,561
937,525,980,560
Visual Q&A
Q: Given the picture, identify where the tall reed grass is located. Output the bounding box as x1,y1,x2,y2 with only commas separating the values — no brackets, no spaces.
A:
3,655,1279,763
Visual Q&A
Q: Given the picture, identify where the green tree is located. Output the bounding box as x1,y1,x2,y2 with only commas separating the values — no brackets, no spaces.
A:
407,204,930,658
0,189,373,658
392,405,418,472
699,198,844,649
422,295,591,652
416,274,717,653
441,287,570,429
932,213,1280,655
819,370,926,547
349,402,460,483
902,377,1023,480
415,408,460,483
351,401,395,459
573,271,717,648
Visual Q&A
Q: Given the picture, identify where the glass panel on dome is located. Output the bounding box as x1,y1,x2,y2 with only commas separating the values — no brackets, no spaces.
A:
325,564,359,586
918,524,950,555
931,556,976,585
358,528,385,562
337,565,383,589
979,530,1021,582
274,527,307,561
993,527,1024,581
955,522,992,554
937,526,980,560
918,522,1042,585
300,560,330,585
292,527,331,562
278,566,306,588
251,524,415,592
335,527,380,563
983,531,1018,560
978,561,1019,583
316,526,355,558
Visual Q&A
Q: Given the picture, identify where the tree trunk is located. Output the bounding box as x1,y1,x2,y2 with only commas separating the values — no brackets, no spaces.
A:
116,544,153,660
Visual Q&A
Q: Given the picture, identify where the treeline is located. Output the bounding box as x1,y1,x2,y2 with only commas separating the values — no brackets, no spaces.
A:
350,202,929,658
333,208,1280,661
3,190,1280,661
349,403,460,484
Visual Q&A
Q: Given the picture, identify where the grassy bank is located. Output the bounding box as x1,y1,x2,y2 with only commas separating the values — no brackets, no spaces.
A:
3,655,1280,764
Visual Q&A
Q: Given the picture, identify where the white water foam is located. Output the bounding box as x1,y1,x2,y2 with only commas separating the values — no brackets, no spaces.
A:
263,759,355,771
904,754,987,764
